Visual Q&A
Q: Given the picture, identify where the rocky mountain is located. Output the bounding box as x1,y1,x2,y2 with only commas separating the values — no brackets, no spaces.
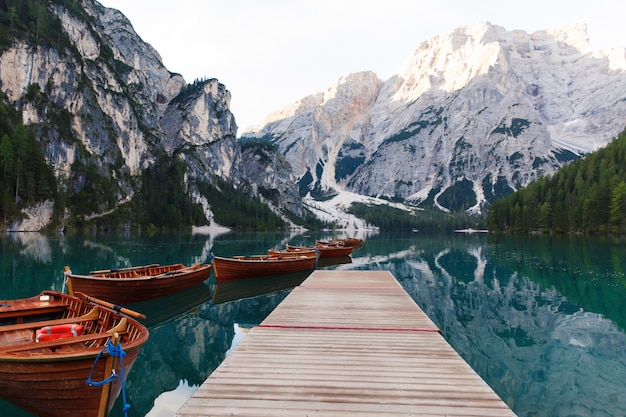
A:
0,0,302,231
243,22,626,214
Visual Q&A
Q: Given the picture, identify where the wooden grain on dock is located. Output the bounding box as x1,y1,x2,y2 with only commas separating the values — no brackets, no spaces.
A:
176,270,516,416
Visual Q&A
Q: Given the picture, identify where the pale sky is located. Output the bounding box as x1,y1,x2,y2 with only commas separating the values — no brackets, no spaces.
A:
98,0,625,133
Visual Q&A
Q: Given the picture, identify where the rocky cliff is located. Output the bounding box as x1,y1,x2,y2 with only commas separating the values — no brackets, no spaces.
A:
1,0,301,231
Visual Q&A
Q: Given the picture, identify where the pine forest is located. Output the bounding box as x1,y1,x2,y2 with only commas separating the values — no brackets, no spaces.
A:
487,129,626,235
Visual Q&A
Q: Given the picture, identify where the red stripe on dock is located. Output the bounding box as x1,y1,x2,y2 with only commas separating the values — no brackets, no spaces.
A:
258,323,442,333
300,285,401,289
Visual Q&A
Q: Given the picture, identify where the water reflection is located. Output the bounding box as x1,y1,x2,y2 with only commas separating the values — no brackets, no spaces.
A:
111,277,292,416
145,380,198,417
9,232,53,263
390,234,626,417
126,284,213,329
1,232,625,417
211,271,312,305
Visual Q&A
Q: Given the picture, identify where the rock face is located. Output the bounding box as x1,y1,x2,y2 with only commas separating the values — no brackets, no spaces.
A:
243,22,626,213
1,1,187,181
2,0,302,231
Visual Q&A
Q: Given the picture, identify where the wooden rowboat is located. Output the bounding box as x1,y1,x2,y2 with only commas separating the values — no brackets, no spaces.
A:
0,290,149,417
65,263,213,304
335,237,363,247
317,238,363,247
287,242,353,257
211,252,318,281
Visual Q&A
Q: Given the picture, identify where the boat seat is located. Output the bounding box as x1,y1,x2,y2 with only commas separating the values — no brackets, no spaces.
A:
0,325,128,353
0,330,129,353
0,304,67,322
0,307,100,333
107,318,128,335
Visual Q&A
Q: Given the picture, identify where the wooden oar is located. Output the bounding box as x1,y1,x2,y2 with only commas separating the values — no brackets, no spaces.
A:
74,292,147,319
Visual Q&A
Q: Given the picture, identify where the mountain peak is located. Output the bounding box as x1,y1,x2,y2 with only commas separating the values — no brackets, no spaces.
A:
541,22,591,52
392,22,504,101
255,71,381,130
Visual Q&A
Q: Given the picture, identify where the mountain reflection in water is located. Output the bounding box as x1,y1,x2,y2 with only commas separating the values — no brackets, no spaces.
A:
1,231,625,417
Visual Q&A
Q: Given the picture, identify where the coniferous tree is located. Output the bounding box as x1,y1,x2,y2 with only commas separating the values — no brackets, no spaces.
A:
609,182,626,233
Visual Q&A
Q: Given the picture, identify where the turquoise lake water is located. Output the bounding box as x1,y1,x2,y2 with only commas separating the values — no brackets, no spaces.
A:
1,230,625,417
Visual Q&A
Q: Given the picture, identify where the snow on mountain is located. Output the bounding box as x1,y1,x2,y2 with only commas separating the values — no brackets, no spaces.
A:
243,22,626,216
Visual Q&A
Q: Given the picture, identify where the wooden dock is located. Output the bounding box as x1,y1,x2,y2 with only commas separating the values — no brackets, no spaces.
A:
176,270,516,416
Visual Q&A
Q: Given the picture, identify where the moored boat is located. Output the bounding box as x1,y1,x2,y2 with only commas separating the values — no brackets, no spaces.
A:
211,252,318,281
65,263,212,304
336,237,363,247
317,238,363,247
0,290,149,417
287,242,353,257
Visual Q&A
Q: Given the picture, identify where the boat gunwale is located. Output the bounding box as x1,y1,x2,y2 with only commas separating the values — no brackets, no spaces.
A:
214,255,317,263
286,243,352,257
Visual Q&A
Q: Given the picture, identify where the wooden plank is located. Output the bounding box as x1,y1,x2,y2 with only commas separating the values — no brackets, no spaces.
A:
300,270,403,288
178,398,513,417
264,271,439,331
261,286,439,331
176,271,516,417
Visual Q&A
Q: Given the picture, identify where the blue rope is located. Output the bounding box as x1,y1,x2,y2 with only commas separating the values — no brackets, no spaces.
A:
86,339,131,417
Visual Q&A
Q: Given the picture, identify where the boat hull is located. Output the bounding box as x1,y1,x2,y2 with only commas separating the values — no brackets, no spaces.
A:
212,255,317,281
0,346,142,417
67,263,212,304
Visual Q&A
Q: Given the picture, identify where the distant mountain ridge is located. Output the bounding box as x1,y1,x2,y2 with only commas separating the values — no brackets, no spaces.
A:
243,22,626,214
